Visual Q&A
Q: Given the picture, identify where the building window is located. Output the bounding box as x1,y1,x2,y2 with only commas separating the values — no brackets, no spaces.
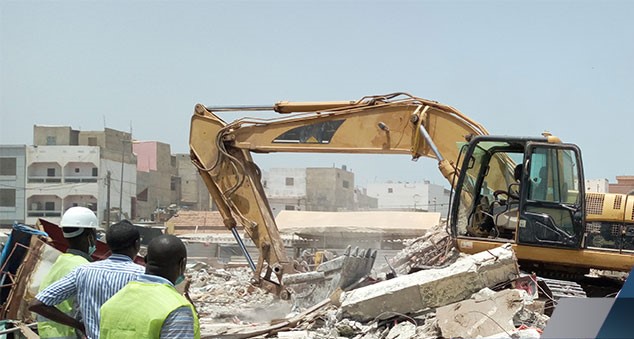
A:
343,180,350,188
388,188,393,193
137,188,148,202
92,167,98,177
46,136,57,145
44,201,55,211
170,176,179,191
0,158,17,176
74,168,80,173
47,168,56,177
285,205,295,210
285,177,294,186
88,137,98,146
0,189,16,207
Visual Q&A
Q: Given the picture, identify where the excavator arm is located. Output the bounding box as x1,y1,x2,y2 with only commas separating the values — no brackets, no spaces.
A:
189,92,489,297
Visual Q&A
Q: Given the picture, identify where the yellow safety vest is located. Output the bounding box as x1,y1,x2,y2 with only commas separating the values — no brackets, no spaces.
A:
37,253,89,339
99,281,200,339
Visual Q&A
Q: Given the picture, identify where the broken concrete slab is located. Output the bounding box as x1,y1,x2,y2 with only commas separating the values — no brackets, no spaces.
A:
385,321,416,339
483,327,542,339
436,288,525,338
383,224,460,275
339,244,519,322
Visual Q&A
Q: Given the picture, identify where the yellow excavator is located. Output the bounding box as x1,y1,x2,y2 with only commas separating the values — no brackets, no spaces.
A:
189,92,634,299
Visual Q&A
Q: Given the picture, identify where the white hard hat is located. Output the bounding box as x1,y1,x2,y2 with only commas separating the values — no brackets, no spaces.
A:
60,206,99,238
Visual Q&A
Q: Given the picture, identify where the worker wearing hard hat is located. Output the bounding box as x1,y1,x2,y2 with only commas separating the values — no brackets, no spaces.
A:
30,220,144,339
34,206,99,339
100,235,200,339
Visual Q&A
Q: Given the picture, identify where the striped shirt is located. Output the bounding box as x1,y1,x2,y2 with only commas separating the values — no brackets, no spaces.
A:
36,254,144,339
135,274,196,339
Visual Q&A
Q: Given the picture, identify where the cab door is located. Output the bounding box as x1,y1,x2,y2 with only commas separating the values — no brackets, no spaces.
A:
517,143,585,248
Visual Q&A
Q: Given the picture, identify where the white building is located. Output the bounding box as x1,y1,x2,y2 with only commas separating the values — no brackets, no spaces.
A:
585,178,609,193
262,168,307,215
262,167,377,216
24,145,138,226
0,145,27,227
25,145,100,225
366,180,451,218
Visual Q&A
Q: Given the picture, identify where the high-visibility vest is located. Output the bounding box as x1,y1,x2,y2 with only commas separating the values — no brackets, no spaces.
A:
99,281,200,339
37,253,89,339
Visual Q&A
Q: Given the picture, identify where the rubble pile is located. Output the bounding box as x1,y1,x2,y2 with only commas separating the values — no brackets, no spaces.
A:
382,224,460,275
186,263,292,331
188,241,552,339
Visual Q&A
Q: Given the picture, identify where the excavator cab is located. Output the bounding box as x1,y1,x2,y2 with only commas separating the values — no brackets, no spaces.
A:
450,135,586,250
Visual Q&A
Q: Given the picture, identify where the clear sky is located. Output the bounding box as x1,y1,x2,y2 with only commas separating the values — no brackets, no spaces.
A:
2,0,633,188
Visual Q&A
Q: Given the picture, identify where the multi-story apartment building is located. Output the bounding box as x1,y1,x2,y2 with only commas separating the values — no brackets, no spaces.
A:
174,154,211,212
25,144,100,225
0,145,27,227
26,126,137,225
133,141,180,221
305,167,355,212
262,166,377,215
366,180,451,218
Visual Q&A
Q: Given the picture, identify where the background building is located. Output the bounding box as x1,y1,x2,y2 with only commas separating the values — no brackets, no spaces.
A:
366,180,451,218
609,176,634,195
0,145,27,227
262,166,377,216
586,179,609,193
175,154,211,212
133,141,179,221
25,126,137,226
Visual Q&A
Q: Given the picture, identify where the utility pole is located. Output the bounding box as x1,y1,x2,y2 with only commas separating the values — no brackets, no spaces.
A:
106,171,111,230
119,139,128,221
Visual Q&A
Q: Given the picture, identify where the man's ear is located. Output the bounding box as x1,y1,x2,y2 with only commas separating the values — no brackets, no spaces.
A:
180,257,187,273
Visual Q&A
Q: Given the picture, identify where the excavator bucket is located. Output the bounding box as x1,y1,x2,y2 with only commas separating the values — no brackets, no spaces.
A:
282,246,377,309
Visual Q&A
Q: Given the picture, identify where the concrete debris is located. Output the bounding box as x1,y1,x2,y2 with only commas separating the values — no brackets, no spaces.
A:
382,223,460,275
186,263,292,325
436,287,550,338
437,288,525,338
483,328,542,339
385,321,416,339
185,242,554,339
340,244,519,322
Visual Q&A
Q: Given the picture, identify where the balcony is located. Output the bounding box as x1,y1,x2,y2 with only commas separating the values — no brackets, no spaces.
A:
28,176,62,183
27,209,62,217
64,176,98,183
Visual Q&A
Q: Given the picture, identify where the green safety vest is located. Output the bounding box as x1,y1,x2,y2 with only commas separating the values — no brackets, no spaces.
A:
99,281,200,339
37,253,89,339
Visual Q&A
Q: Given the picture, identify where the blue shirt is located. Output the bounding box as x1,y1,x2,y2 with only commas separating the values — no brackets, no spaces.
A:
136,274,196,339
36,254,144,339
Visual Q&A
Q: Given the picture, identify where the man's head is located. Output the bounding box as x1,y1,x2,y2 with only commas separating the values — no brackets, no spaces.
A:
60,206,99,255
106,220,141,258
145,235,187,285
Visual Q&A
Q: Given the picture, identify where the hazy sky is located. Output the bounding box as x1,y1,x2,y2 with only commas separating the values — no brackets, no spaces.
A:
2,1,633,188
